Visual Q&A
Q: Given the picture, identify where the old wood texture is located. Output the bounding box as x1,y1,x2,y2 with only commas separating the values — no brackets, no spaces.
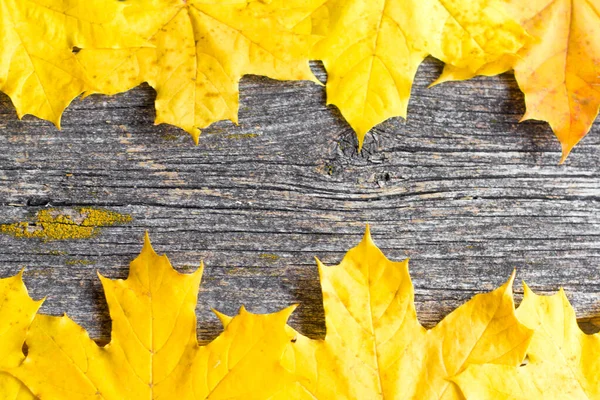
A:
0,60,599,342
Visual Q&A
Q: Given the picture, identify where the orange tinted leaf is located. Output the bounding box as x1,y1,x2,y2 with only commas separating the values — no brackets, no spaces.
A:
77,0,320,143
435,0,600,162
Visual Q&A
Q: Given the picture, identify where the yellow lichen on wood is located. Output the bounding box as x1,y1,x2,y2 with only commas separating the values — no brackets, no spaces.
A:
0,208,132,241
259,253,281,261
65,259,96,266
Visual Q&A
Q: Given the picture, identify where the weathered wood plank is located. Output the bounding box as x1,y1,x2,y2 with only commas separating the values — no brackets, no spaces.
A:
0,59,599,342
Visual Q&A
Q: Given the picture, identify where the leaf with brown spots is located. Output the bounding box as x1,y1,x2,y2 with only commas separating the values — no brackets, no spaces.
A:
0,0,145,127
77,0,320,143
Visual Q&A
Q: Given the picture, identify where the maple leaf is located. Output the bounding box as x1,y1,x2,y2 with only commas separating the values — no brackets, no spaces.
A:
279,227,533,399
308,0,528,148
76,0,319,144
0,271,42,400
454,284,600,399
8,234,298,399
434,0,600,162
0,0,145,127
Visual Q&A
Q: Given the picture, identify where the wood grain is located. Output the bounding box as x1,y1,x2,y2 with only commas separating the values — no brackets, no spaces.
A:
1,59,599,342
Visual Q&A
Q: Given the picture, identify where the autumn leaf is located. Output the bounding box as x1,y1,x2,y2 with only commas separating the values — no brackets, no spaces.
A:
454,284,600,399
309,0,528,148
0,0,146,127
4,227,600,399
76,0,320,144
279,227,533,399
8,234,298,399
0,271,42,400
435,0,600,162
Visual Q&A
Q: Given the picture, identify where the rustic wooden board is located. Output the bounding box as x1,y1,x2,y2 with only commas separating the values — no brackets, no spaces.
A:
1,59,599,343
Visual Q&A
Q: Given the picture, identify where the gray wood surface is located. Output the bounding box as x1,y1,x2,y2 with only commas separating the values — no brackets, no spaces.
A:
1,59,599,343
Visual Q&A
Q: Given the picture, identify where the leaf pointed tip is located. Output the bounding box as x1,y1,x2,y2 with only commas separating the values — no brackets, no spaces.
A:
356,130,366,152
559,142,574,164
142,231,157,256
509,268,517,282
212,308,233,327
271,305,298,326
52,115,63,131
502,268,517,292
363,224,372,240
282,303,299,319
14,268,45,307
429,76,446,88
191,131,200,145
358,223,378,250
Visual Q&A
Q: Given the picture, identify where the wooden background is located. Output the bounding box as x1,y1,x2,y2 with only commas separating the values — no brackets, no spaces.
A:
1,60,599,343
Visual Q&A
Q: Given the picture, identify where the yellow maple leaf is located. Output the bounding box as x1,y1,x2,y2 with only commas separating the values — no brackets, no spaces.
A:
279,227,533,399
435,0,600,162
0,0,145,127
0,271,42,400
76,0,320,144
309,0,527,148
454,285,600,399
8,234,297,399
